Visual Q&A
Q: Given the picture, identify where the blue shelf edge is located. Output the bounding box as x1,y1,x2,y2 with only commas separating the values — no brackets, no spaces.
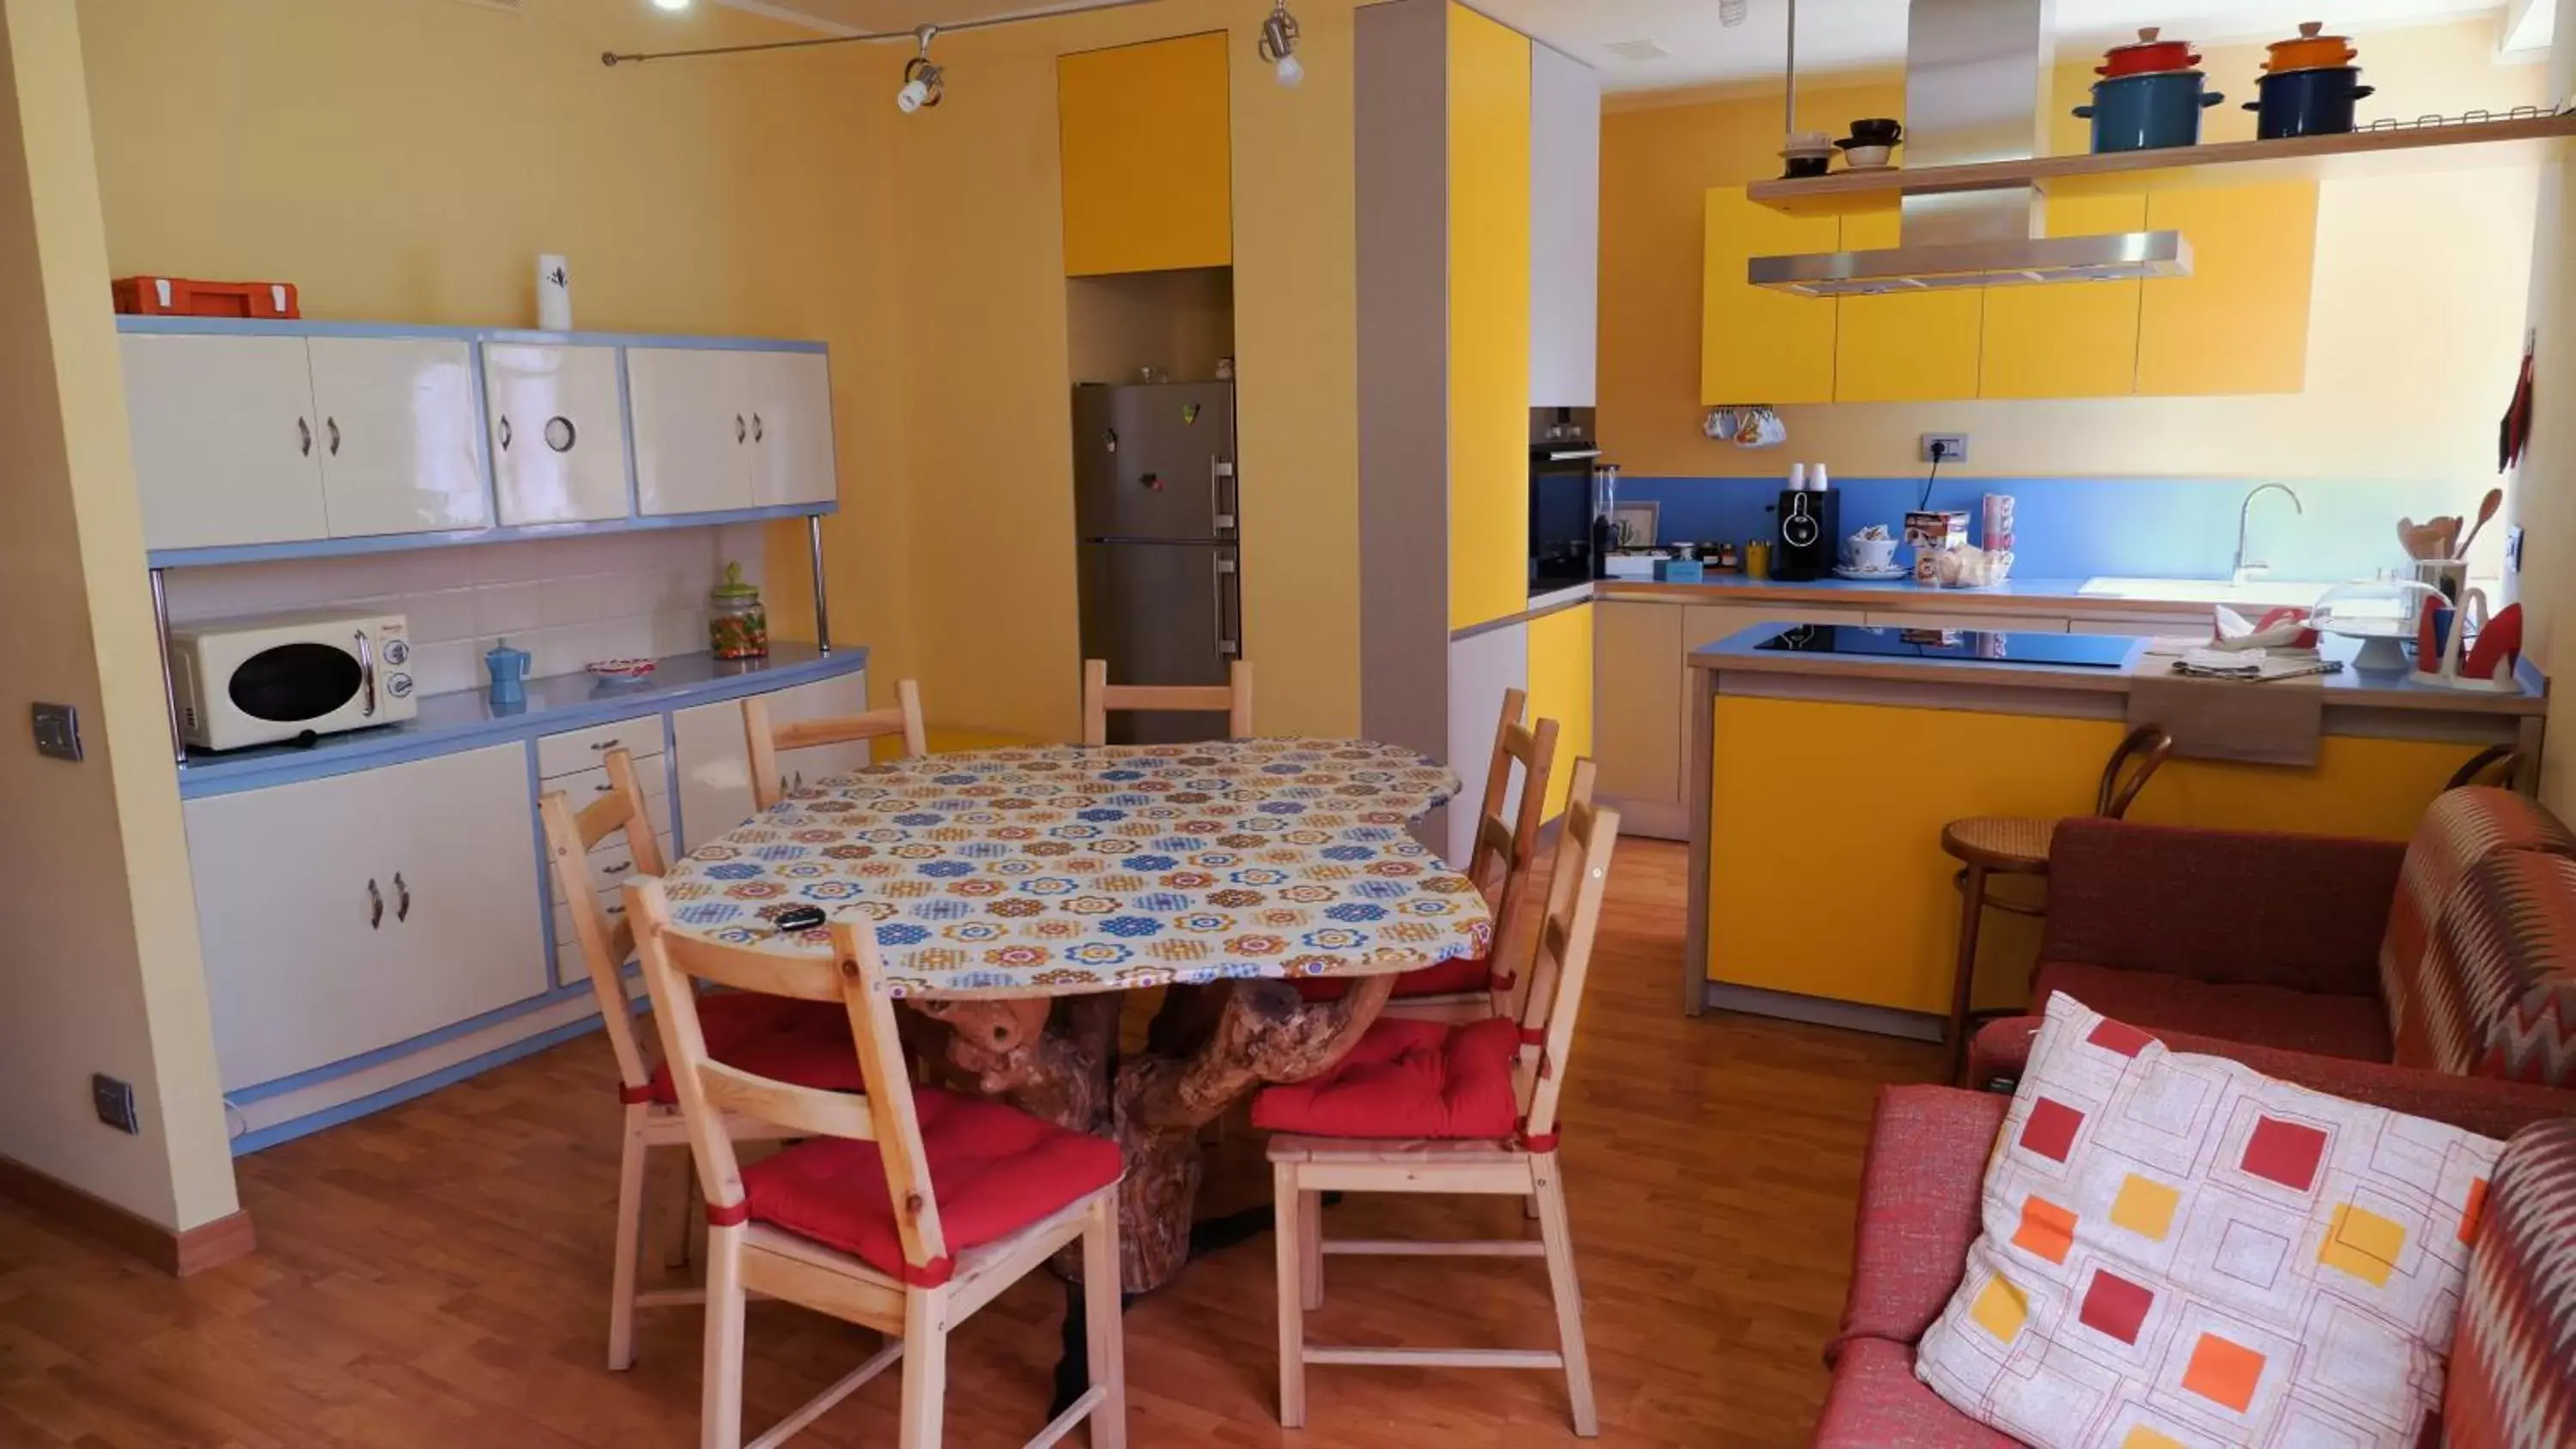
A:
145,500,835,569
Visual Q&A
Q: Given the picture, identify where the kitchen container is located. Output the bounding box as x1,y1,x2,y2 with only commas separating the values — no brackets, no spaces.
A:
2094,27,2199,78
709,562,769,660
2261,21,2357,74
484,639,531,707
112,275,299,319
1841,144,1893,170
2075,70,2225,153
1779,130,1836,179
1844,117,1903,144
2243,66,2373,139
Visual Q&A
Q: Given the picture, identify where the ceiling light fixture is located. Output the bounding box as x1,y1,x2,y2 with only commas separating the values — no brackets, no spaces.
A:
1259,0,1302,87
897,25,944,113
650,0,690,11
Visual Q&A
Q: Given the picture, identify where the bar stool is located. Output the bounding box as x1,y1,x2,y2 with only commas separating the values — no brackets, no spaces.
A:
1937,725,2172,1083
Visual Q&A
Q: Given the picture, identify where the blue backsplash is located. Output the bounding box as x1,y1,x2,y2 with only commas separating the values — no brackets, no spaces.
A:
1612,476,2488,582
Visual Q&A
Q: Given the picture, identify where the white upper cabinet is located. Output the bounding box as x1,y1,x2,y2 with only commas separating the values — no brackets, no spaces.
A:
1528,45,1601,409
120,334,329,550
485,342,629,525
306,336,489,538
629,346,756,516
749,350,837,507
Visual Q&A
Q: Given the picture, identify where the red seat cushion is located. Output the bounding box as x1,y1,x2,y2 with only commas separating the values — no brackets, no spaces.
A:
1292,950,1494,1003
1250,1016,1522,1139
644,994,868,1106
1814,1338,2020,1449
2031,961,2393,1064
738,1090,1124,1284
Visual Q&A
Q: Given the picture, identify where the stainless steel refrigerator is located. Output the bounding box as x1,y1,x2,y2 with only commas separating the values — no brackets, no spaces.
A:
1073,382,1241,745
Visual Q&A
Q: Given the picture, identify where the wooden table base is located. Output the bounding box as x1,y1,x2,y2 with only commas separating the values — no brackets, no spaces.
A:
927,974,1396,1294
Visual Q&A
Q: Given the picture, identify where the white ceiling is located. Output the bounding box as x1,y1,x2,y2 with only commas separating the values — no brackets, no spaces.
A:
721,0,2518,91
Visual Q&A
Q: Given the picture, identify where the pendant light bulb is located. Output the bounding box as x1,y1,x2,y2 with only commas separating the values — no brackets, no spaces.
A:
651,0,690,10
897,24,944,113
1258,1,1302,87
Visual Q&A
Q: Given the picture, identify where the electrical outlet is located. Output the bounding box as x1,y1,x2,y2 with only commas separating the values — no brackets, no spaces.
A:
32,702,81,761
91,1073,139,1135
1921,433,1970,464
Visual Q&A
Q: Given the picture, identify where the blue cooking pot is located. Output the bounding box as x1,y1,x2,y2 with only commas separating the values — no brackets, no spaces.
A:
2243,66,2373,139
2074,70,2224,152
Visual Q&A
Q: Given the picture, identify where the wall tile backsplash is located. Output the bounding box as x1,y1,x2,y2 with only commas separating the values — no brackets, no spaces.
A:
166,524,770,699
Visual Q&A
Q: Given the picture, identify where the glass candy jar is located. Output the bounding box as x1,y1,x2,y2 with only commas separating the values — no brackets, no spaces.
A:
708,562,769,660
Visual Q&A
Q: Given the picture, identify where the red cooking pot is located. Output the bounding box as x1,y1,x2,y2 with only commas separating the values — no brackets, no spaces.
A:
2096,27,2200,78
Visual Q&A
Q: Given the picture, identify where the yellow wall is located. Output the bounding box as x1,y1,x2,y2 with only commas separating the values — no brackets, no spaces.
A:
1603,20,2545,487
2508,0,2576,815
1443,3,1530,632
0,0,234,1231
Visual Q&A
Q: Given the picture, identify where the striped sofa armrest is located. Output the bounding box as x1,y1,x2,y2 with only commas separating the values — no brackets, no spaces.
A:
2445,1119,2576,1449
2417,852,2576,1088
2380,787,2576,1071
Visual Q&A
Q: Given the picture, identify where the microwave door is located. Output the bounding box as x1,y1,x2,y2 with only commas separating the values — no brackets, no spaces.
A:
226,639,368,731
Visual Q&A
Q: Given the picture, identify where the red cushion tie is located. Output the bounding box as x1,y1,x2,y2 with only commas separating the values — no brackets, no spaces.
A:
1492,971,1518,991
707,1198,752,1228
617,1082,655,1106
1518,1027,1546,1046
1515,1115,1561,1153
899,1255,957,1288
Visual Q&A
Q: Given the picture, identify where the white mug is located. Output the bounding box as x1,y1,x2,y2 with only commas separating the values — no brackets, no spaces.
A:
1844,536,1898,572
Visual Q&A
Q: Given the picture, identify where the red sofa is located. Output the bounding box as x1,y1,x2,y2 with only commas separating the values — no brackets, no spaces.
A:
1817,1070,2576,1447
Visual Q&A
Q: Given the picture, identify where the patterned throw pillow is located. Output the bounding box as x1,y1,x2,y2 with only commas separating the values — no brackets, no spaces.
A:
1916,993,2505,1448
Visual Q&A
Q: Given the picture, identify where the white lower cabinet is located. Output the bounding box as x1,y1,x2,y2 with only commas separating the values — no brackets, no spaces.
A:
184,743,548,1093
671,670,869,847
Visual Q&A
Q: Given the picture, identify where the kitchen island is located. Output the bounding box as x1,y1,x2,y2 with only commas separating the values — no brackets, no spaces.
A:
1679,621,2547,1038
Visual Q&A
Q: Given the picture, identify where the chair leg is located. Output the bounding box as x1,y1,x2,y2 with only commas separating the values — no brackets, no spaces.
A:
1297,1189,1324,1312
669,1157,699,1271
1081,1194,1128,1449
701,1224,748,1449
897,1288,949,1449
1532,1157,1599,1439
608,1107,651,1371
1273,1162,1308,1428
1947,864,1990,1086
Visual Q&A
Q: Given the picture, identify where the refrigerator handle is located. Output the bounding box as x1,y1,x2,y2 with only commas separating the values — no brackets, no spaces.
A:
1212,458,1237,534
1214,553,1240,658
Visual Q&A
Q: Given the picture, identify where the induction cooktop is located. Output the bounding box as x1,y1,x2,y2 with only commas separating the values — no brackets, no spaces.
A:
1752,625,2136,669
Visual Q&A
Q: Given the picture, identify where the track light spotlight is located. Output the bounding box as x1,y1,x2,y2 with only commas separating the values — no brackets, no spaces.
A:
1258,0,1302,86
650,0,690,11
897,25,945,113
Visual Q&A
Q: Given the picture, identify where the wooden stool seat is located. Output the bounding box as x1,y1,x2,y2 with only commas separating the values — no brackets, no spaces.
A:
1939,815,2057,874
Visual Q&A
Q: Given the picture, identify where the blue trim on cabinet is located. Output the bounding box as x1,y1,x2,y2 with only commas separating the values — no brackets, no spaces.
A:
230,1011,614,1155
225,973,602,1106
115,314,829,353
143,500,835,569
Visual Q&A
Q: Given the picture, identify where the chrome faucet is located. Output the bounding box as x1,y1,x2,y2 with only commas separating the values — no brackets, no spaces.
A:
2232,483,2305,584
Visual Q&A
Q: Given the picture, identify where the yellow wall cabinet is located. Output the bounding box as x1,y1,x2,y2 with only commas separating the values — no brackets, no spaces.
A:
2136,182,2318,396
1832,209,1984,403
1701,188,1837,405
1978,194,2148,399
1059,33,1233,277
1446,5,1532,632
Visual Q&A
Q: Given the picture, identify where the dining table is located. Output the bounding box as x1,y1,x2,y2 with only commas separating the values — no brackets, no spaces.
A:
657,735,1493,1294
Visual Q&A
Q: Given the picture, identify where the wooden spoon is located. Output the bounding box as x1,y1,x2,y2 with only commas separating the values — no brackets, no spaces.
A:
2397,516,2450,561
2455,487,2503,560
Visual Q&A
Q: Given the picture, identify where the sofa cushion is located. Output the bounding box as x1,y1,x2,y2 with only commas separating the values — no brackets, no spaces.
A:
2445,1120,2576,1449
2379,786,2576,1070
1816,1338,2021,1449
1915,993,2503,1449
1830,1085,2008,1362
1250,1016,1522,1140
2031,961,2392,1063
2411,851,2576,1088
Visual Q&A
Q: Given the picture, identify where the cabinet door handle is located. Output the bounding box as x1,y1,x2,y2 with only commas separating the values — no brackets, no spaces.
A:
393,871,411,922
735,414,748,445
325,417,342,456
297,417,313,457
591,738,620,752
497,415,513,452
603,861,632,877
751,413,765,443
366,877,383,931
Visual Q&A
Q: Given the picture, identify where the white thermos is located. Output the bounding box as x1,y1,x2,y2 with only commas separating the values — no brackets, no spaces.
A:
536,253,573,332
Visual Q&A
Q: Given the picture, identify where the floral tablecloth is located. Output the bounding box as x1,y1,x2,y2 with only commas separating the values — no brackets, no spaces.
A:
659,737,1491,998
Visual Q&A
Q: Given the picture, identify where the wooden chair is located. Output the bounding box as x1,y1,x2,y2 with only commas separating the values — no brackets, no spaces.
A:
1259,760,1619,1437
2447,743,2522,791
538,749,866,1372
1080,658,1253,747
1297,688,1559,1023
627,877,1128,1449
744,678,928,811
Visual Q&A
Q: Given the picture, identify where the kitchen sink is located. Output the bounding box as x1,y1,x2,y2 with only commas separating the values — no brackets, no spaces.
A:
2076,576,2343,609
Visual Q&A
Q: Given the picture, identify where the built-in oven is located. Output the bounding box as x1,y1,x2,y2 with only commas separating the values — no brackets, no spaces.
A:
1529,407,1607,597
168,608,415,752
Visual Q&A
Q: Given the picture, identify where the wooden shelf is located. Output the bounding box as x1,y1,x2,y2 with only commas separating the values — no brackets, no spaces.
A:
1747,112,2576,215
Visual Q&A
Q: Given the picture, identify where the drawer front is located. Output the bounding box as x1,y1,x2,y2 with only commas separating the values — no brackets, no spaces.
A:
1862,609,2068,634
2068,615,2199,637
551,829,674,906
536,715,665,780
556,877,649,947
545,759,675,823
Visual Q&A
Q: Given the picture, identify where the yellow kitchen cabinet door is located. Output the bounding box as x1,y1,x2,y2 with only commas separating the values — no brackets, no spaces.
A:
1059,33,1232,276
1833,209,1982,402
1525,603,1594,821
1447,4,1532,632
1979,193,2147,398
2136,181,2317,395
1701,188,1837,404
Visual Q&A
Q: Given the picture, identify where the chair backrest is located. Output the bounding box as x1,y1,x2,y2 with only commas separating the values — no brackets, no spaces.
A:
1512,758,1619,1145
1468,689,1560,1014
2446,743,2521,792
2094,725,2172,819
1081,658,1253,747
537,747,669,1095
746,678,928,811
624,877,945,1272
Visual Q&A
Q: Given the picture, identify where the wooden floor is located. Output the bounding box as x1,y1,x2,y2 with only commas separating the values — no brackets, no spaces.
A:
0,840,1943,1447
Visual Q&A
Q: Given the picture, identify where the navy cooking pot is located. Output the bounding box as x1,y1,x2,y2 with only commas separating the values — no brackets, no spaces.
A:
2074,70,2224,152
2244,66,2373,139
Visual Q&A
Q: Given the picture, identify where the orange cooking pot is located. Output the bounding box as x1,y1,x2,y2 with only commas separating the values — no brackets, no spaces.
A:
2096,27,2199,78
2263,21,2358,74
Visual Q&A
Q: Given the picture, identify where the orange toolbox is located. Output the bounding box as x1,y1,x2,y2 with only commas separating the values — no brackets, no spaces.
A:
112,276,300,319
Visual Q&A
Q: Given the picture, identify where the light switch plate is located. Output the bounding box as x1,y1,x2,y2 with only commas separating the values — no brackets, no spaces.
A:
32,702,81,762
91,1073,138,1135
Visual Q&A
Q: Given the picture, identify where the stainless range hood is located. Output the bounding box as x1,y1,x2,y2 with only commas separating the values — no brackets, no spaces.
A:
1750,0,2190,296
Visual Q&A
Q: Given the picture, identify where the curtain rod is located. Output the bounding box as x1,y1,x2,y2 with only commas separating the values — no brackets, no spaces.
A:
601,0,1165,67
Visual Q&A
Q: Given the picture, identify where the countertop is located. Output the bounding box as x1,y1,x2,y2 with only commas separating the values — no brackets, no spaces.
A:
177,643,871,798
1497,574,2365,635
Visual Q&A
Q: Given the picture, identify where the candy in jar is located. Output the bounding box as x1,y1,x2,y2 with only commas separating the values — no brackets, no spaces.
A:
708,562,769,660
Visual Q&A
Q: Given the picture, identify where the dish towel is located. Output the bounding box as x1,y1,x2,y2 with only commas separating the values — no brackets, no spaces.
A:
2126,661,2325,767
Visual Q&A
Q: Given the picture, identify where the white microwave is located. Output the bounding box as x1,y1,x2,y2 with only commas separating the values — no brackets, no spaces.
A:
168,609,416,752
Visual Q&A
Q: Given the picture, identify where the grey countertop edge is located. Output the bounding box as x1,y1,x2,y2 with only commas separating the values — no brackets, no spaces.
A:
1449,575,2239,643
175,644,872,799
